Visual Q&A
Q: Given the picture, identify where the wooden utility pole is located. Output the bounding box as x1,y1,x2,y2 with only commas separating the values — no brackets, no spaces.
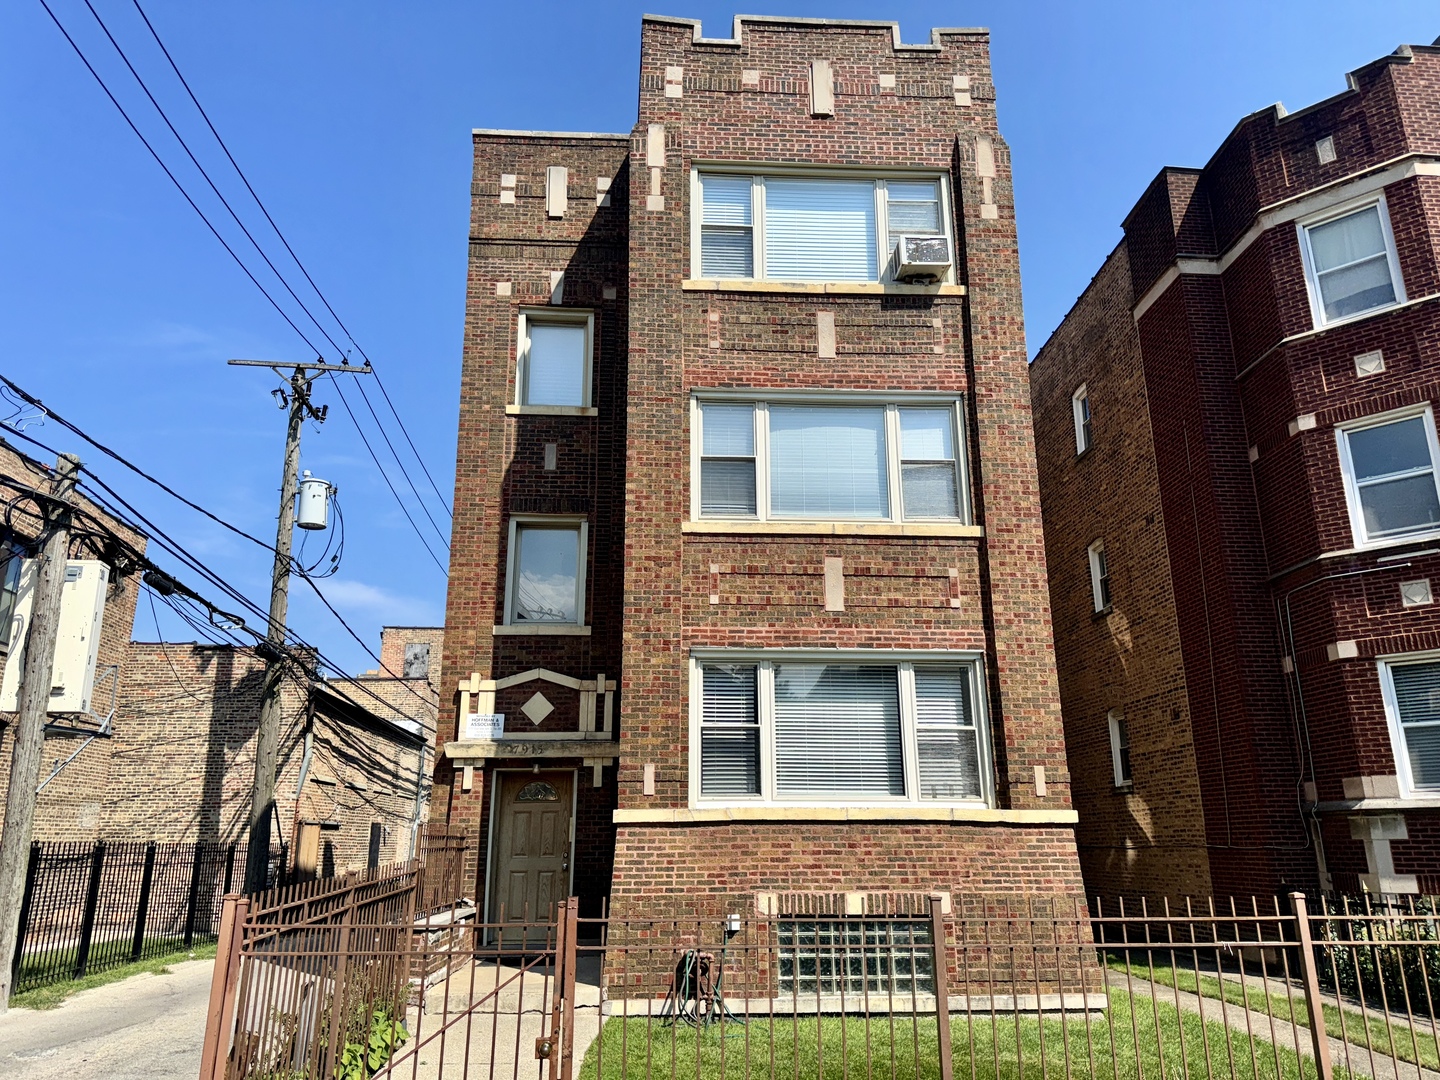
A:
0,454,79,1011
229,359,369,895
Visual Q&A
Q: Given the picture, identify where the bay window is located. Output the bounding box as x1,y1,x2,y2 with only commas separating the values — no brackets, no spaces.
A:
694,397,966,523
1380,655,1440,796
691,654,990,807
1298,198,1405,326
1337,406,1440,546
694,171,950,283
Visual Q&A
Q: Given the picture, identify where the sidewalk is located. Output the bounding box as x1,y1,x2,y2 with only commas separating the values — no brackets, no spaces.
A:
0,958,214,1080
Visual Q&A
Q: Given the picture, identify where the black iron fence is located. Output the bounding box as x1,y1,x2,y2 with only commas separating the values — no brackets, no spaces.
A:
11,838,287,994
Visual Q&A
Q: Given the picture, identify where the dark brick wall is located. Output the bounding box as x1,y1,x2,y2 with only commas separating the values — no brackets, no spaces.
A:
1035,43,1440,900
1031,244,1212,902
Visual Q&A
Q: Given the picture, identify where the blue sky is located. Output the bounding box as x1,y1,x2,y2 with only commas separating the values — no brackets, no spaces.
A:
1,1,1434,678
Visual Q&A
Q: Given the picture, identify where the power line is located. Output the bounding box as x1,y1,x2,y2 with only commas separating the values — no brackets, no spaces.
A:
1,378,438,707
38,0,451,570
34,0,327,359
127,0,453,520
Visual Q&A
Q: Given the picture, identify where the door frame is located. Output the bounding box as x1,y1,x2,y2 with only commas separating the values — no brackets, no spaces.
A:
482,767,579,934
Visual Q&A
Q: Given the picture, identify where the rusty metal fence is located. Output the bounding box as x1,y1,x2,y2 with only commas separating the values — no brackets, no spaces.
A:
199,889,1440,1080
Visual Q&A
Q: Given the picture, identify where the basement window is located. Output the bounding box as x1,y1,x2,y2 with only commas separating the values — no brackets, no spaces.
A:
692,654,990,807
1298,198,1405,326
777,919,935,998
1336,406,1440,547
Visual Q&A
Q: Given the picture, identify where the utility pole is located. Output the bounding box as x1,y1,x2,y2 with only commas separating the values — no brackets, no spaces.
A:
0,454,79,1011
229,359,369,895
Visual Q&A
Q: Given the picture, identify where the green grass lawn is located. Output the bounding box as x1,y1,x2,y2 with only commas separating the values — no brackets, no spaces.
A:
1105,955,1440,1073
9,941,218,1010
579,987,1331,1080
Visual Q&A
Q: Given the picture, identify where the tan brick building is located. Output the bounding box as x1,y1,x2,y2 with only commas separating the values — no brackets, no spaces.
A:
106,631,435,873
434,14,1084,938
1031,42,1440,901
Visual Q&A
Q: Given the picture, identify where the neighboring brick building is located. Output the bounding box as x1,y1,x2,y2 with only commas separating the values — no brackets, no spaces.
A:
435,12,1085,942
0,438,146,842
1031,41,1440,900
110,633,435,874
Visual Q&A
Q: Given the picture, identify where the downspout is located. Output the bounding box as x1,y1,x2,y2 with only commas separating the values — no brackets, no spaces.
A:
409,742,427,861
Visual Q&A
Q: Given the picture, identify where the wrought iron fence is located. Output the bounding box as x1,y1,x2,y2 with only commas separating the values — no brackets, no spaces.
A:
11,839,285,994
200,889,1440,1080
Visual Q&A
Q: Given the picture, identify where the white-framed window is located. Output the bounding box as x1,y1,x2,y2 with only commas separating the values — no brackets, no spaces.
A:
1072,385,1092,455
516,309,593,408
690,651,991,807
1108,710,1132,788
1297,196,1406,327
502,517,588,626
692,170,954,283
1378,653,1440,797
0,541,23,651
1336,405,1440,547
692,396,967,523
1087,540,1111,613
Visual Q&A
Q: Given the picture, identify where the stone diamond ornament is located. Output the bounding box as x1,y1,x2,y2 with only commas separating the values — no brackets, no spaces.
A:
522,691,555,725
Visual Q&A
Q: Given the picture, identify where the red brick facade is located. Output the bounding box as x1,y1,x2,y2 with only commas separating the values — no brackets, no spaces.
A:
437,14,1085,928
1032,43,1440,901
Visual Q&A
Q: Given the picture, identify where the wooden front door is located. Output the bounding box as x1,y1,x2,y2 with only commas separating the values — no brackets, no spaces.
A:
490,771,573,940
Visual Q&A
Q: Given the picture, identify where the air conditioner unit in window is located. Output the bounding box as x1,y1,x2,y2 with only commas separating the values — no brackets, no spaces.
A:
891,235,952,283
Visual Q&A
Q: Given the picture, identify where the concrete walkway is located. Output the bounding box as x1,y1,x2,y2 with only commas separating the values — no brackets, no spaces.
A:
384,955,603,1079
0,958,214,1080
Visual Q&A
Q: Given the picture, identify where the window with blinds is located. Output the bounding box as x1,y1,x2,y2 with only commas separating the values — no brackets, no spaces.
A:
1338,409,1440,545
694,399,965,524
1300,201,1404,325
1385,659,1440,792
695,173,950,283
517,311,592,408
696,658,988,805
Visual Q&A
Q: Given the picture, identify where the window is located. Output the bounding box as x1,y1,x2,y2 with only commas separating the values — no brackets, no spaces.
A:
691,655,989,806
516,310,592,408
694,399,966,523
1337,407,1440,546
1072,385,1092,455
1299,199,1405,326
1108,711,1132,788
503,519,587,626
1088,540,1111,613
778,919,934,998
1379,656,1440,796
0,542,23,650
694,172,951,283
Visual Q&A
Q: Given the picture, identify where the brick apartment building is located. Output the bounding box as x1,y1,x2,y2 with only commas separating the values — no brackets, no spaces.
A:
1031,41,1440,901
434,13,1085,939
0,438,146,841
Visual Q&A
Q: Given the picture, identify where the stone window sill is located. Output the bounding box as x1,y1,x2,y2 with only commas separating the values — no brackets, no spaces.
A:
682,520,984,538
492,624,592,636
614,806,1078,825
505,405,598,417
682,279,965,297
